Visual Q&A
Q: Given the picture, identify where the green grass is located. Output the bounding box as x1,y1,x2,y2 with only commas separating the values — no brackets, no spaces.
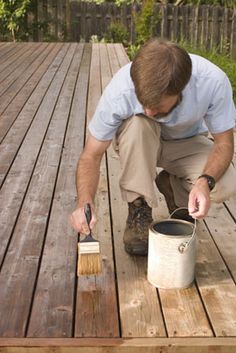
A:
180,43,236,105
127,42,236,104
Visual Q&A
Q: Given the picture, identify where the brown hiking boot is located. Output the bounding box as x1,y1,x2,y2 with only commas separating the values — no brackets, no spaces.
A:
155,170,195,224
123,197,153,256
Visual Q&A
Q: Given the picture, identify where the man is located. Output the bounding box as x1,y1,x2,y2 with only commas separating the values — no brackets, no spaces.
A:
70,38,236,256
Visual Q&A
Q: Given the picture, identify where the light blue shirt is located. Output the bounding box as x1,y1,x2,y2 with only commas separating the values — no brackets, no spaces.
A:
88,54,236,141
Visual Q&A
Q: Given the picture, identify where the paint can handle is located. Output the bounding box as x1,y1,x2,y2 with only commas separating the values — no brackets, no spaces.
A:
169,207,197,254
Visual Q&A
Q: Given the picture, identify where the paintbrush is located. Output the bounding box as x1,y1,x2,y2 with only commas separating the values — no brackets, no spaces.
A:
77,203,102,276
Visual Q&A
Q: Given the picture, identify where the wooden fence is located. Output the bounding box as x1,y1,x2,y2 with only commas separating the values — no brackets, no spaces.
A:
3,1,236,58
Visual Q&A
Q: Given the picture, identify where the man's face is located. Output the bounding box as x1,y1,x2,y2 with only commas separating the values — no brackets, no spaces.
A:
144,94,182,119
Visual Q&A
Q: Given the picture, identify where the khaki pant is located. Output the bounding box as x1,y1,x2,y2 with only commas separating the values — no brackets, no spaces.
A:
113,115,236,208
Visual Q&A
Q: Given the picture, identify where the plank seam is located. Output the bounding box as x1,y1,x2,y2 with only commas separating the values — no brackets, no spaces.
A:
0,44,57,144
104,43,128,338
0,43,44,95
0,44,17,61
156,289,168,337
68,43,90,338
0,45,63,190
0,44,72,273
0,43,27,65
0,43,51,120
24,44,80,337
194,279,216,337
223,201,236,224
203,218,236,286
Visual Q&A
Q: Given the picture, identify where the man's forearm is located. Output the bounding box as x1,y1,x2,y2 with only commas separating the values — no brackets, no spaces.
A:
189,130,234,218
202,142,234,182
76,153,102,208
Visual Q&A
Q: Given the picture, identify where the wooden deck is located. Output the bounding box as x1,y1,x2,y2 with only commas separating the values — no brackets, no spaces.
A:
0,42,236,353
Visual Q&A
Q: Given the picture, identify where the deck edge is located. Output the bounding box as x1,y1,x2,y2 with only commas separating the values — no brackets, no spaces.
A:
0,337,236,346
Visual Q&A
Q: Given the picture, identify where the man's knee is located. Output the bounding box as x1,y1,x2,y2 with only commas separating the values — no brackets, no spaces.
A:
117,115,161,143
211,164,236,203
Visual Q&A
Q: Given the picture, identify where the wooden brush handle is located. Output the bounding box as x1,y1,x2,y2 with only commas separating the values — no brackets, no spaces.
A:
84,203,92,229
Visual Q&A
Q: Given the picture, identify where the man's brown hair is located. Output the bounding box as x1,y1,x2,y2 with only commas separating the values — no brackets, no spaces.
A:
130,38,192,109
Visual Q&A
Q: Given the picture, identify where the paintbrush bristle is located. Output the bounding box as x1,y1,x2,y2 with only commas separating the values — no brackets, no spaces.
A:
77,242,102,276
77,253,102,275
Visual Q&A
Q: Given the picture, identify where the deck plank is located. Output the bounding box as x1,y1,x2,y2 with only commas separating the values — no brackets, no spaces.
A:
0,43,43,98
0,43,35,76
0,43,236,346
0,44,63,185
0,44,54,116
0,44,59,140
223,147,236,222
0,43,72,267
152,182,213,337
155,172,236,337
0,43,20,61
0,43,79,337
204,203,236,281
74,44,120,338
159,286,213,337
25,44,86,338
106,44,166,338
195,220,236,336
0,337,236,353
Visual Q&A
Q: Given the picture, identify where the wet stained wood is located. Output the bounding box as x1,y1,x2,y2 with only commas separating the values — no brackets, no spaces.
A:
0,44,65,185
0,43,44,105
0,43,79,337
0,44,72,268
0,44,61,142
27,43,84,337
0,43,236,352
74,44,120,338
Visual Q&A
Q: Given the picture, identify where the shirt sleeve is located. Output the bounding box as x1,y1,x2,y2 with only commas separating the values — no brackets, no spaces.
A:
204,75,236,134
88,88,133,141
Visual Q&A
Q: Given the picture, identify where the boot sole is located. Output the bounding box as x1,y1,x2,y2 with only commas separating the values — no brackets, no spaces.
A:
124,243,148,256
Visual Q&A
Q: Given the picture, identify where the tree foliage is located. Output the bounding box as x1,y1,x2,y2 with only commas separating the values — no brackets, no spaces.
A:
134,0,160,45
160,0,235,5
83,0,235,6
0,0,31,41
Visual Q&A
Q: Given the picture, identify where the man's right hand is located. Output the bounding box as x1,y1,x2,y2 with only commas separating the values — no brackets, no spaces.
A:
69,204,97,234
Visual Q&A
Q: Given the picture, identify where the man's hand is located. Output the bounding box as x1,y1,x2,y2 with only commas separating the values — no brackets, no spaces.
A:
188,128,234,219
70,204,97,234
188,178,211,219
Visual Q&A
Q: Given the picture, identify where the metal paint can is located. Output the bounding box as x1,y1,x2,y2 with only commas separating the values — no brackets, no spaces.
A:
147,217,196,289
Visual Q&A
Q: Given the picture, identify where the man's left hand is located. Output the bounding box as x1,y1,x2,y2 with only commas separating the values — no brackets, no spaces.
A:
188,178,211,219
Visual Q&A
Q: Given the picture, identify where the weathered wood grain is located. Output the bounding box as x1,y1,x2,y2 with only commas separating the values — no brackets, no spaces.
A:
1,337,236,352
75,44,120,338
195,220,236,336
25,44,85,337
0,43,43,98
0,44,80,337
0,43,236,344
0,43,20,61
0,44,65,187
0,43,34,76
0,43,73,267
0,44,53,117
153,175,212,337
106,44,166,338
204,204,236,283
0,44,61,145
